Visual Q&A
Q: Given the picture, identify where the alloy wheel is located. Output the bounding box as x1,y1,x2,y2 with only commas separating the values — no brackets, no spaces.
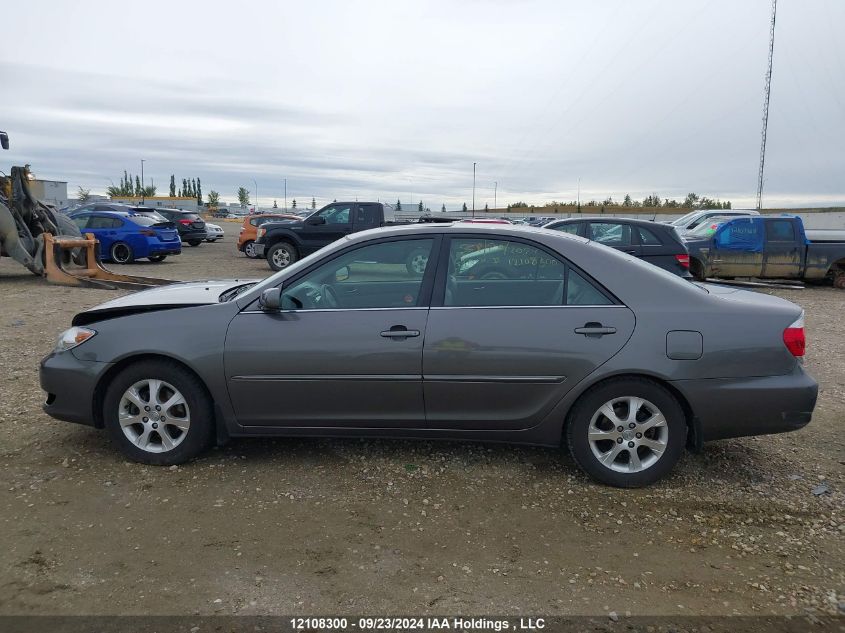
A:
118,379,191,453
272,248,291,268
587,396,668,473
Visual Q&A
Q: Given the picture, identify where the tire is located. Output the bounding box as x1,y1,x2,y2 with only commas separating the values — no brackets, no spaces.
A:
103,360,215,466
243,240,258,259
147,255,167,263
566,377,686,488
689,258,705,282
267,241,298,271
405,247,430,275
110,242,134,264
187,240,202,247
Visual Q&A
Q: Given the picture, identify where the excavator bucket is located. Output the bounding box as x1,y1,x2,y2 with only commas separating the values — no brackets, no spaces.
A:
44,232,177,290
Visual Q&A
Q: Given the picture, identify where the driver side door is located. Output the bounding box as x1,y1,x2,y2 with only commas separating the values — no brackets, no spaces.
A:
224,236,440,428
298,203,354,253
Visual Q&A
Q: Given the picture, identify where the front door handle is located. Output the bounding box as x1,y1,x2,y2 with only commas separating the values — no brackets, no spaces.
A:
574,322,617,337
380,326,420,339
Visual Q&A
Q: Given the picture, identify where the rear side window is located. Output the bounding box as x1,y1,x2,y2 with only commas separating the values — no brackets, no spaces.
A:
765,220,796,242
589,222,632,246
88,216,122,229
637,227,662,245
444,238,611,307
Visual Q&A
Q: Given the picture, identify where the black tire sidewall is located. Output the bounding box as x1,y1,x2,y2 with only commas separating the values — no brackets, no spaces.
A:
244,241,257,258
103,360,214,465
267,242,297,271
110,242,134,264
187,240,202,247
567,378,685,488
148,255,166,263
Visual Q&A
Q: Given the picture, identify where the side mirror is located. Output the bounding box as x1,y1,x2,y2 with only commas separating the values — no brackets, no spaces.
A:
306,216,326,225
0,131,8,150
258,287,281,311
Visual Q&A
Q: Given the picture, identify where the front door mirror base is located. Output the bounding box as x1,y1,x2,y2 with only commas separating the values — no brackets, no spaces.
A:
259,287,281,311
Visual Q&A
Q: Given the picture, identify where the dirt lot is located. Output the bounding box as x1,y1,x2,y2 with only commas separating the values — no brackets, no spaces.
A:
0,222,842,617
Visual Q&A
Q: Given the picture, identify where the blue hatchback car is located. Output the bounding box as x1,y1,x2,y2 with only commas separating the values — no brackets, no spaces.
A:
69,211,182,263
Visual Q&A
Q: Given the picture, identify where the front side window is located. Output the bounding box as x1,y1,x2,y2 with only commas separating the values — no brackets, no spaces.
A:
548,222,581,235
716,219,762,250
589,222,632,247
314,204,352,225
281,239,434,310
72,215,89,230
88,216,118,229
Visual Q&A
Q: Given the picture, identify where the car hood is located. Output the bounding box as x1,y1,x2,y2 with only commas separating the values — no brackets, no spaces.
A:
71,279,260,326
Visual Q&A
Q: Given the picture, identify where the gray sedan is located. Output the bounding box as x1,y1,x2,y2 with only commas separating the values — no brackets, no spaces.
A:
40,224,817,487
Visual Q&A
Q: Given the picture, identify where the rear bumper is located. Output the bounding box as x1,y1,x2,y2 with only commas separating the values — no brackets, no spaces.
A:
180,230,208,241
671,366,818,441
40,351,110,427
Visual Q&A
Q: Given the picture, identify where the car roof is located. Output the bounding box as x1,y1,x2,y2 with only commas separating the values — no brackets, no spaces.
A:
544,216,674,228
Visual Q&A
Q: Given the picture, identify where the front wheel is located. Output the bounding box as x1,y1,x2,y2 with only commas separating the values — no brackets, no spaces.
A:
103,360,214,465
147,255,167,263
243,240,258,259
187,240,202,247
267,242,298,271
566,378,686,488
110,242,134,264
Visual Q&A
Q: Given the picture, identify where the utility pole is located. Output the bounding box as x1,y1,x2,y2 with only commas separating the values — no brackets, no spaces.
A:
472,162,476,217
140,159,145,204
494,181,497,211
252,178,258,212
577,176,581,213
284,178,287,211
757,0,778,211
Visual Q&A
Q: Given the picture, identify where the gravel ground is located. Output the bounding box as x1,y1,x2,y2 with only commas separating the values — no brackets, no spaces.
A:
0,223,842,617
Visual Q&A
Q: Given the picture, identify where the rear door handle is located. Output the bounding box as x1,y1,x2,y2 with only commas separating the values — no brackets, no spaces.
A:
380,326,420,339
574,323,617,337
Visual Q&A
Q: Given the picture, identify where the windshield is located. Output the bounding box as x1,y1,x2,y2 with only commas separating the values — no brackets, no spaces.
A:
670,211,700,227
686,219,729,238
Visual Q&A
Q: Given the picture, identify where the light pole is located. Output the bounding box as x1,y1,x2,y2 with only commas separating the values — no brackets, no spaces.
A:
577,176,581,213
252,178,258,212
472,162,476,217
284,178,287,211
140,159,145,204
494,181,497,211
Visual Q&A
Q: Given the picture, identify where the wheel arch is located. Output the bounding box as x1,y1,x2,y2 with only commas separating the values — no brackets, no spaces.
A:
560,372,698,451
265,231,301,253
689,256,705,280
92,353,223,441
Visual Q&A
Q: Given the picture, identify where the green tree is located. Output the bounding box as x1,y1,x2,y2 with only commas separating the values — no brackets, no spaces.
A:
190,178,196,198
396,199,402,211
77,187,91,203
683,193,700,208
169,175,176,197
135,175,142,196
484,203,489,212
182,179,188,197
623,194,632,207
462,202,467,212
207,191,220,208
196,178,202,205
273,200,278,209
418,200,424,213
441,203,446,212
237,187,250,207
311,197,316,209
291,198,297,209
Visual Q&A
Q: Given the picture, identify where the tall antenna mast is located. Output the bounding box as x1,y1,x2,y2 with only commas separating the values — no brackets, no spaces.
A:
757,0,778,210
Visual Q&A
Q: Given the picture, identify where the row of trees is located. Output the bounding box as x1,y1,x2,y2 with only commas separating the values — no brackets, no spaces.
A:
512,192,732,211
169,175,203,205
106,171,155,198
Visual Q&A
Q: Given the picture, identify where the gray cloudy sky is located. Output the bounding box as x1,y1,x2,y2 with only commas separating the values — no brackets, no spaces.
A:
1,0,843,209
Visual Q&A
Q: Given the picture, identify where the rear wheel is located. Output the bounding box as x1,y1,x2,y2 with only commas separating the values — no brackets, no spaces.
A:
243,240,258,259
103,360,214,465
566,378,686,487
267,241,298,271
148,255,166,263
187,240,202,247
110,242,134,264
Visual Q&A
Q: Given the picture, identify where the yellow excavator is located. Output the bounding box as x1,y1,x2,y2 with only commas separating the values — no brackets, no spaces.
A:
0,130,174,290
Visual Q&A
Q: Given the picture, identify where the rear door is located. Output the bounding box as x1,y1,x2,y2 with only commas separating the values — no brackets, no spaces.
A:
422,235,635,430
762,218,802,278
588,221,641,258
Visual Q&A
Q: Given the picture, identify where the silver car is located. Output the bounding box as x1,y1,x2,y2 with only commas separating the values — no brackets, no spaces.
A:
40,224,817,487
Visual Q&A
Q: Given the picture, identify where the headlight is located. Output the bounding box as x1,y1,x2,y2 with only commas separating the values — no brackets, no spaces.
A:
54,327,97,353
256,228,266,239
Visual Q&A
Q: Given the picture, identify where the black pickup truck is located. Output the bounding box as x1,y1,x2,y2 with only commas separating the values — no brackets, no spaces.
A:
255,201,421,271
684,215,845,288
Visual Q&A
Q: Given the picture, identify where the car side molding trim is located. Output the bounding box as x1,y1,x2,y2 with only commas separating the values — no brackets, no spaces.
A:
231,374,421,381
423,374,566,384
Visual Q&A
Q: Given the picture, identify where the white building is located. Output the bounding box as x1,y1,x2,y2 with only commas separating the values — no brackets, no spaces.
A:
108,195,199,212
29,179,68,209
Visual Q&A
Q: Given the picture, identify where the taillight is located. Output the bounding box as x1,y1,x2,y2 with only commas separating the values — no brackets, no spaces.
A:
139,229,156,236
783,313,806,357
179,219,192,226
675,254,690,269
